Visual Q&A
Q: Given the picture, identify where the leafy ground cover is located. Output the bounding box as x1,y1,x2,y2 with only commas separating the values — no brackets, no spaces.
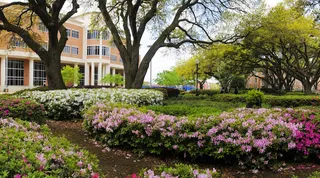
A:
0,118,100,177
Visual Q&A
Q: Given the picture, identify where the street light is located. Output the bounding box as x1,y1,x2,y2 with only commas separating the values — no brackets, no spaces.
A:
195,59,199,96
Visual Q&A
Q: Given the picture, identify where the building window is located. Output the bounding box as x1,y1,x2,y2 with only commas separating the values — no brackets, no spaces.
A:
102,46,110,56
38,22,48,32
87,30,100,39
87,46,100,55
63,45,71,53
13,38,27,48
33,61,46,86
7,60,24,86
111,55,117,61
79,65,84,86
120,58,123,63
66,29,71,37
71,47,79,55
102,31,109,40
94,66,98,85
72,30,79,38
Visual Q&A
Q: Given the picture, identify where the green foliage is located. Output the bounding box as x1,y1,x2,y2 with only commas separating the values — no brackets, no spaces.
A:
139,163,219,178
154,70,183,86
190,89,220,96
0,96,46,124
0,119,101,178
246,90,265,107
61,65,83,87
11,86,50,96
230,76,246,89
101,74,124,85
308,171,320,178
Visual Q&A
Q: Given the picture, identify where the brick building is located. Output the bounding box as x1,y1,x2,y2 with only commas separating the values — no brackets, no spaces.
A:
0,12,124,92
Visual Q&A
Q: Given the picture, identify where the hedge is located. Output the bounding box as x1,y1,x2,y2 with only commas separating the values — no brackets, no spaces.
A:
84,104,319,169
0,95,46,124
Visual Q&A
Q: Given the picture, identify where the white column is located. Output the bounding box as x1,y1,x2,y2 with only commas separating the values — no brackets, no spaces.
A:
1,56,6,89
91,62,95,85
29,59,34,88
84,62,89,85
112,68,116,75
74,63,79,86
106,64,110,75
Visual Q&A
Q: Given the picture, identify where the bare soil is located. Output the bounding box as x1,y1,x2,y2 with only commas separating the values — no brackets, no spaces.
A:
46,120,320,178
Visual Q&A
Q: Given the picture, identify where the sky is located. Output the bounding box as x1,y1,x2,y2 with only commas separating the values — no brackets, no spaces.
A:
1,0,283,83
141,0,284,83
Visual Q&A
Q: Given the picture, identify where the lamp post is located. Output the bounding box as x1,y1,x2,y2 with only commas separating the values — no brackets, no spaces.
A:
195,59,199,96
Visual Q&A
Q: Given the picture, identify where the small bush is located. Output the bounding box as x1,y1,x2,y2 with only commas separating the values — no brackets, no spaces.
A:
260,87,286,95
0,118,100,178
0,96,46,124
246,90,265,108
159,88,180,97
136,164,219,178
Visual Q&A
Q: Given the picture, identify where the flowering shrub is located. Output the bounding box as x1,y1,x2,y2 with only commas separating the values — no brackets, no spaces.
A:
127,163,219,178
84,105,319,169
18,88,163,120
0,97,46,123
0,118,100,177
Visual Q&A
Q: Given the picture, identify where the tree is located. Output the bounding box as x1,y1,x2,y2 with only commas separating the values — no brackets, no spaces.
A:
96,0,252,89
239,3,320,94
0,0,79,89
61,65,83,87
155,70,183,86
101,74,124,86
175,57,210,89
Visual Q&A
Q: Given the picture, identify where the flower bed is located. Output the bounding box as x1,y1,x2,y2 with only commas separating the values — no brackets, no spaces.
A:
18,88,163,120
84,105,319,169
0,96,46,123
0,118,100,177
127,163,219,178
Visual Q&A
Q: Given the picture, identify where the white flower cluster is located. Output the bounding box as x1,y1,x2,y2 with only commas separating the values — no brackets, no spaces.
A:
18,88,163,120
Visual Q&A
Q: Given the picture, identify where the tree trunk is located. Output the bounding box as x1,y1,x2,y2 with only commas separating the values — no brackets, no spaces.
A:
200,83,204,90
44,53,66,90
303,82,313,95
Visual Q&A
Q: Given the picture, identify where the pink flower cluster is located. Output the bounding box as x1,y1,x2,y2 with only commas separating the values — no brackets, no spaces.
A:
84,104,320,168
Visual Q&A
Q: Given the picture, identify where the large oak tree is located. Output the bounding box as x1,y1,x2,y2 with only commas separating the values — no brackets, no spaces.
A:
0,0,79,89
96,0,252,88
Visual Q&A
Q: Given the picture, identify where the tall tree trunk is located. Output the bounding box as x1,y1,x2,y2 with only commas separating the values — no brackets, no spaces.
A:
44,52,66,90
200,83,204,90
303,82,313,95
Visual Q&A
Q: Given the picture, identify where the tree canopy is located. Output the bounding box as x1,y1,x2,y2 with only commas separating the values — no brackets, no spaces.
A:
96,0,254,89
154,70,183,86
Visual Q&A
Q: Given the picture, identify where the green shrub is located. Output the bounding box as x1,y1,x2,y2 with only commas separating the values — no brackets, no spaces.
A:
190,89,220,96
12,86,49,96
0,118,101,178
0,97,46,124
150,88,169,99
246,90,265,108
144,104,222,117
61,65,83,87
137,163,219,178
159,88,180,97
308,172,320,178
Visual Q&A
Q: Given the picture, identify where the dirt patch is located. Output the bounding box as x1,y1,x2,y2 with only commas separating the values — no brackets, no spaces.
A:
46,120,319,178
